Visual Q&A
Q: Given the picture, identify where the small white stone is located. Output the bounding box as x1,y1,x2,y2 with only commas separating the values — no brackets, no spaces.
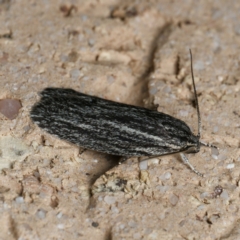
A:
164,172,171,180
159,213,165,220
157,185,169,193
226,163,235,169
104,195,116,205
169,194,179,206
15,197,24,204
111,206,119,214
139,160,148,170
213,126,218,133
218,155,227,161
107,75,115,83
128,220,137,228
197,205,205,210
43,159,50,165
88,38,95,46
133,232,141,239
211,147,219,160
57,224,65,229
150,87,158,95
217,75,224,82
70,69,81,79
82,76,89,81
37,209,46,219
220,190,229,200
3,203,9,209
179,109,189,117
200,192,210,199
119,224,125,230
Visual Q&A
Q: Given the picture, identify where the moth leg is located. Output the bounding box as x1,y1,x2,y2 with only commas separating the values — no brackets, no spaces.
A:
180,153,203,177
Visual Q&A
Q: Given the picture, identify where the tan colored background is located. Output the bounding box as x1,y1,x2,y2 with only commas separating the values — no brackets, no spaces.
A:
0,0,240,239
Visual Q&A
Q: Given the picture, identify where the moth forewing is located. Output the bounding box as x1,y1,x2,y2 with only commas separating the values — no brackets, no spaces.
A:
31,92,197,157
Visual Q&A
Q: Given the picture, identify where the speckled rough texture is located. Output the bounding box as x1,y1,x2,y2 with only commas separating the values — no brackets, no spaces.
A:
0,0,239,239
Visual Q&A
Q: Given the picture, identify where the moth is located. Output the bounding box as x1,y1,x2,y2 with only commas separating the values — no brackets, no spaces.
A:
30,50,216,176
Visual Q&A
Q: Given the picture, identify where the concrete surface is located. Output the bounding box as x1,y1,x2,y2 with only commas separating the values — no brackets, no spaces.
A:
0,0,240,239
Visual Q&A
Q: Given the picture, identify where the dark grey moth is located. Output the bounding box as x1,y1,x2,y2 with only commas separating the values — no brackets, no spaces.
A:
30,50,216,176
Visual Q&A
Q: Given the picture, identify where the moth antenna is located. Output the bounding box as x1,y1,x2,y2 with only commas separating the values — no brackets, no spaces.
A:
190,51,218,151
189,49,201,139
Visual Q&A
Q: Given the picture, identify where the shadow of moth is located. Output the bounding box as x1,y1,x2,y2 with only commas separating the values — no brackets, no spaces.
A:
30,50,216,176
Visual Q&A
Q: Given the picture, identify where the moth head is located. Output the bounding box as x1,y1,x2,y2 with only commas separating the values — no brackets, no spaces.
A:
184,139,218,154
184,143,200,154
